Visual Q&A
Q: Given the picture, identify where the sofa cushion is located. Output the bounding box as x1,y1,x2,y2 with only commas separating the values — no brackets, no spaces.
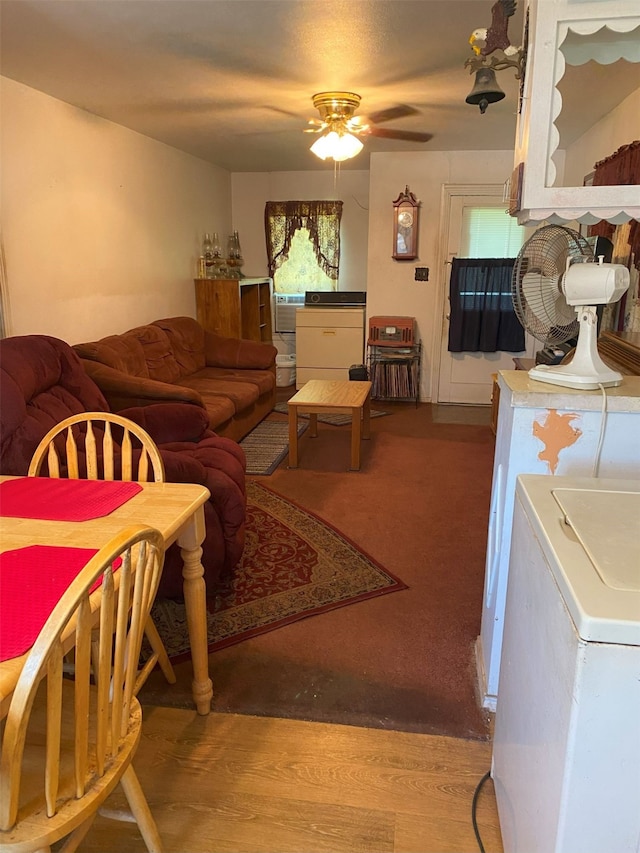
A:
179,371,261,413
204,330,278,370
152,316,207,376
183,391,235,431
193,366,275,396
153,316,277,373
75,325,182,384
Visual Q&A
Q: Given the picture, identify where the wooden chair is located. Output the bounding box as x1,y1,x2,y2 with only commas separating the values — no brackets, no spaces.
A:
0,525,165,852
28,412,176,693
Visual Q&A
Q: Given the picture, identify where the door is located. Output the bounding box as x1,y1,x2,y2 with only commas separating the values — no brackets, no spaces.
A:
437,188,535,404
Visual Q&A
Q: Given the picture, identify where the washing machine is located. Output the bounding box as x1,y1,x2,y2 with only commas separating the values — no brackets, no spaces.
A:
492,474,640,853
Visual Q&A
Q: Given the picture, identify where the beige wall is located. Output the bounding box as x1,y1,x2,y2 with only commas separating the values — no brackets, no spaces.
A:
231,170,370,290
1,77,232,342
366,150,515,402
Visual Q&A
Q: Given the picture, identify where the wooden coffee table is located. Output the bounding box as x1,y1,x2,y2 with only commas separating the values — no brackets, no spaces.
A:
287,379,372,471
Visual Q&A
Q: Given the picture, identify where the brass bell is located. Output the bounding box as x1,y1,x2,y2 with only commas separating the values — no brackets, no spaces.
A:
465,67,505,114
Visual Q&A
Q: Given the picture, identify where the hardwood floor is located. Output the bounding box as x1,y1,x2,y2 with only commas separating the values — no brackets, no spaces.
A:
78,395,501,851
79,706,503,853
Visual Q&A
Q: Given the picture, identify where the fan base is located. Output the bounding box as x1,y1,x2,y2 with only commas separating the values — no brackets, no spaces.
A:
528,362,623,391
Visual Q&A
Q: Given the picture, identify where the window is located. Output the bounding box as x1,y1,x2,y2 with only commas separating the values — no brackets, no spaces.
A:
460,206,526,259
265,200,343,294
447,205,526,353
274,227,334,291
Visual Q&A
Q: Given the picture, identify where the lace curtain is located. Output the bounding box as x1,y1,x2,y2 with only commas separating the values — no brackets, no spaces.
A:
264,200,343,280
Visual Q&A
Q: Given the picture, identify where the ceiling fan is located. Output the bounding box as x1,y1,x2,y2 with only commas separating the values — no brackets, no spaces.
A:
305,92,433,160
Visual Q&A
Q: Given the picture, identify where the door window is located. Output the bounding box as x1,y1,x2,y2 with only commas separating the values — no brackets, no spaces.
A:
460,207,526,258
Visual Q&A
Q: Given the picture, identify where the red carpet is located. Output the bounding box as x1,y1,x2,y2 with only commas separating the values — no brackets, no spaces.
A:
140,402,495,740
149,480,407,661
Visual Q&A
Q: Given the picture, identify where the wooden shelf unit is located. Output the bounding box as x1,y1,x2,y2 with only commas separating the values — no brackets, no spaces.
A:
194,277,273,343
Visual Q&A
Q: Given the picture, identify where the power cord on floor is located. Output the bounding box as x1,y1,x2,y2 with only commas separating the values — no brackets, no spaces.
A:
472,770,492,853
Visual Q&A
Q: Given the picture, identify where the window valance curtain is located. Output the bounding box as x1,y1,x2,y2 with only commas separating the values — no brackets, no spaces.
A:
588,141,640,271
592,141,640,187
447,258,524,353
264,200,343,280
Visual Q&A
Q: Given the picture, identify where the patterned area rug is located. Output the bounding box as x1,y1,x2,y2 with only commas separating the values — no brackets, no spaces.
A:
274,402,389,425
149,481,407,661
239,419,307,475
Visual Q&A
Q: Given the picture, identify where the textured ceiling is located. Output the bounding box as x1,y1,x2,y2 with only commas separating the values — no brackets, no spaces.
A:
1,0,637,172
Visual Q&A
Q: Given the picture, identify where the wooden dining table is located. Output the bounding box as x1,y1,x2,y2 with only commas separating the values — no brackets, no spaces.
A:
0,476,213,717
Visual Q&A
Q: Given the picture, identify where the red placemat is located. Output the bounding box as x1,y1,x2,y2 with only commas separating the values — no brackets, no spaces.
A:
0,544,119,661
0,478,142,521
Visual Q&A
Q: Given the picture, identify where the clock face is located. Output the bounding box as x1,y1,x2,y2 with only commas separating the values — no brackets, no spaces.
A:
398,209,413,228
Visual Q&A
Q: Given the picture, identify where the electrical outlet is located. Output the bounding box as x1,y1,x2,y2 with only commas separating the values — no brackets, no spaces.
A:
415,267,429,281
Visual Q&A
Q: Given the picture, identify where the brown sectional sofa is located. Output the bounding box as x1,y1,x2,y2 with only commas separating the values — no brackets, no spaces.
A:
74,316,277,441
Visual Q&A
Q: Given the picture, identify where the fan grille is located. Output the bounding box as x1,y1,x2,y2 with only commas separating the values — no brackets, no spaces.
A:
512,225,594,345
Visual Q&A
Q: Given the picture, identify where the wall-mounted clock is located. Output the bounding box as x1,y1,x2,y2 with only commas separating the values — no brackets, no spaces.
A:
392,186,420,260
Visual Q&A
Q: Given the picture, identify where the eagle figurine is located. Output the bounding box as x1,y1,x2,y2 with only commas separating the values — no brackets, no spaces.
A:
469,0,519,57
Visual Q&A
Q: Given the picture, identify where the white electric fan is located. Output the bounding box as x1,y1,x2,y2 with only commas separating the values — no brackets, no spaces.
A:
511,224,630,390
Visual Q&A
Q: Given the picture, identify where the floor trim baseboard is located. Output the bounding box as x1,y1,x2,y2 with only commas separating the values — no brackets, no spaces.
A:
475,635,497,712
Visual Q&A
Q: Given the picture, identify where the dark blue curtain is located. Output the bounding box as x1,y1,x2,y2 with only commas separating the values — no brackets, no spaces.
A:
447,258,525,353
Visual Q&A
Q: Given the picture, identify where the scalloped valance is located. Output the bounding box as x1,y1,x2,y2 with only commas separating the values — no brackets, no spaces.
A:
588,141,640,270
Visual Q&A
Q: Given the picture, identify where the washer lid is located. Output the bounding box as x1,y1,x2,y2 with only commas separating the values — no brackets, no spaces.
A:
515,476,640,645
553,489,640,593
545,486,640,644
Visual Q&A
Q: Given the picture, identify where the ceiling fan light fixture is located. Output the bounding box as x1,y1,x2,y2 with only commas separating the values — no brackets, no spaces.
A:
310,130,363,162
307,90,430,161
333,132,364,161
310,130,336,160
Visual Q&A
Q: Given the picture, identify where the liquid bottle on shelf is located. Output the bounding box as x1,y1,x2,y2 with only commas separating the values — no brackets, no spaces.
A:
233,230,242,261
202,232,214,278
225,231,244,277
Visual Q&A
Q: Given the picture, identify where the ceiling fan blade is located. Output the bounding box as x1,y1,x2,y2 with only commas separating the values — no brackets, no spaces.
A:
265,106,302,119
368,127,433,142
365,104,420,125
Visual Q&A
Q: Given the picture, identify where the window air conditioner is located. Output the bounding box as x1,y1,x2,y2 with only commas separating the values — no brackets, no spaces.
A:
274,293,305,333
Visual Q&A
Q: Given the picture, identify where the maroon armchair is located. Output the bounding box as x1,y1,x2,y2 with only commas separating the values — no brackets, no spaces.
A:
0,334,246,599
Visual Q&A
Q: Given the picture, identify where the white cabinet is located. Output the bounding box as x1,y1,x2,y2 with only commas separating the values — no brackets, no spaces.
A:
512,0,640,225
295,308,365,388
477,370,640,710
